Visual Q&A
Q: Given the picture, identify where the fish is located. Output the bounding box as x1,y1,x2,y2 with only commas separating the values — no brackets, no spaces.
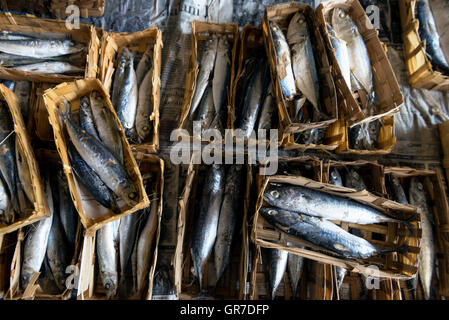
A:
328,167,343,187
295,127,326,145
15,138,35,204
0,174,10,223
409,177,435,300
57,169,78,250
214,165,242,286
21,173,53,291
332,8,373,103
417,0,449,74
118,213,140,296
135,46,153,87
37,256,61,295
260,207,406,259
46,201,71,292
195,81,215,132
327,23,351,89
269,22,297,100
257,83,275,131
367,120,381,149
266,248,288,299
190,165,225,293
0,101,18,218
136,202,158,293
386,174,408,205
189,36,218,117
114,49,138,139
79,96,100,140
61,113,139,208
0,32,31,41
335,266,347,291
212,36,231,126
263,184,409,225
136,67,154,142
234,57,258,127
344,168,367,191
287,12,322,121
0,51,86,68
287,253,304,299
0,39,84,58
67,143,120,213
112,48,132,109
13,81,31,123
238,60,269,138
96,222,118,299
15,61,84,74
89,91,124,165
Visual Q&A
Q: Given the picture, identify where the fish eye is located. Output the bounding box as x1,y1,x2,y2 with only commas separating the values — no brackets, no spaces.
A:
128,192,137,200
299,18,305,24
270,190,280,198
143,126,149,132
268,209,278,216
331,171,337,178
340,12,346,18
105,282,111,289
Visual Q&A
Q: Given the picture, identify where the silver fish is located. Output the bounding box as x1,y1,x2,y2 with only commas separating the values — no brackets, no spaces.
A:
57,169,78,250
0,174,10,223
79,96,100,140
190,165,225,292
257,83,275,131
335,266,347,292
0,39,84,58
0,32,31,41
260,207,405,259
287,12,321,120
195,81,215,132
328,167,343,187
112,48,132,109
136,67,154,142
263,184,408,225
267,248,288,299
118,213,139,294
21,173,53,291
332,8,373,101
135,46,153,87
287,252,304,299
89,91,124,165
189,36,218,117
344,168,367,191
137,202,158,293
96,223,118,299
62,112,139,208
417,0,449,74
212,36,231,125
0,51,85,68
13,81,31,123
269,22,296,100
386,174,408,205
15,61,84,74
409,177,435,300
327,23,351,90
214,165,242,286
15,138,34,204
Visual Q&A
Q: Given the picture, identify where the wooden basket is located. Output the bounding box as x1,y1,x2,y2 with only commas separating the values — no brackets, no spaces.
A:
336,115,396,155
398,0,449,91
177,20,239,144
42,78,149,234
0,85,51,235
0,232,16,299
262,2,338,135
384,166,449,298
0,13,99,83
174,160,246,299
317,0,404,126
51,0,106,19
77,153,164,300
99,27,162,154
252,175,421,280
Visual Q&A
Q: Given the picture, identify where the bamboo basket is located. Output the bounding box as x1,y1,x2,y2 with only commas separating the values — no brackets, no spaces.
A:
174,161,246,299
336,115,396,155
42,78,149,234
262,2,338,135
0,85,51,235
438,120,449,184
99,27,162,153
398,0,449,91
384,166,449,299
31,83,57,142
252,175,421,280
77,153,164,300
0,232,16,299
177,20,239,145
6,217,83,300
51,0,106,19
317,0,404,126
0,13,99,83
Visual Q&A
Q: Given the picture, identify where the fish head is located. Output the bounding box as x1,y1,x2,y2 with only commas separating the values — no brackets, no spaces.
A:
259,207,300,227
90,90,103,102
119,181,140,208
80,96,90,109
287,12,309,45
329,168,343,186
346,169,366,191
409,177,427,205
103,274,118,299
263,186,304,207
331,8,356,41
